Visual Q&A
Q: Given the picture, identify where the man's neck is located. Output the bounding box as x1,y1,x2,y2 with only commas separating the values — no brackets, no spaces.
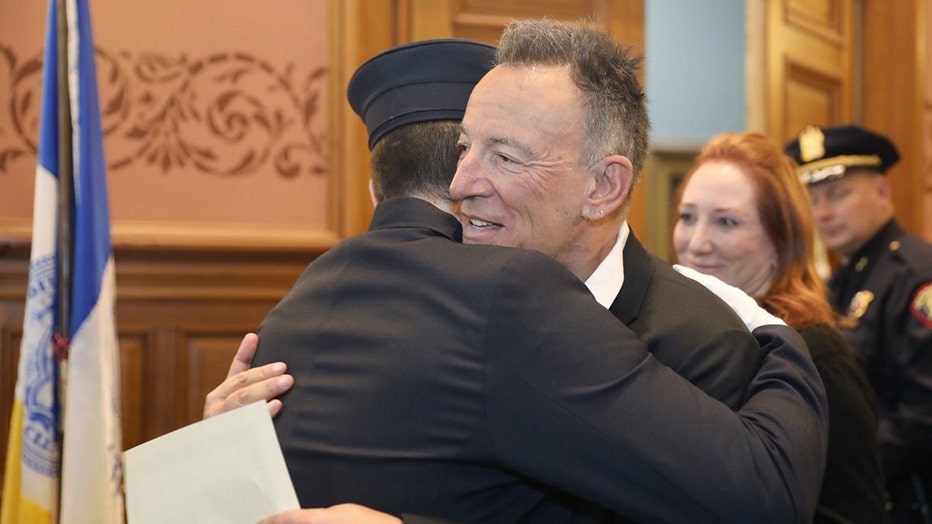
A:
562,220,625,282
837,213,895,263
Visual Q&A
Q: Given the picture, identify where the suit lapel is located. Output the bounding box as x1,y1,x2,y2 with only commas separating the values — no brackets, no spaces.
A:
609,232,654,325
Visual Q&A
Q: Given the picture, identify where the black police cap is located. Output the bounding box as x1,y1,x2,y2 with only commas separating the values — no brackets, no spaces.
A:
347,39,496,151
784,124,900,185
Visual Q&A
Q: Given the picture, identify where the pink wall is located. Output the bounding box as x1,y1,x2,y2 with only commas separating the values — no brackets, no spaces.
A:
0,0,329,231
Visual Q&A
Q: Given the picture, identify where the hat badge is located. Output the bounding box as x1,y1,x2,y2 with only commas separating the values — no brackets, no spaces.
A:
798,126,826,163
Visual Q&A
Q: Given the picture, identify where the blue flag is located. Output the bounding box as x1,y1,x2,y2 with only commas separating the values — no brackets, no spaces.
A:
1,0,124,522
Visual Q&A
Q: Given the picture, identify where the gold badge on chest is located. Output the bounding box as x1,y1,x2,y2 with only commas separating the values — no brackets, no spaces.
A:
845,290,875,326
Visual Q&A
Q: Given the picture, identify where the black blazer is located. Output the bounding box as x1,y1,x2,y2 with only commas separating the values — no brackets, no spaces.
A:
611,233,763,408
254,197,827,524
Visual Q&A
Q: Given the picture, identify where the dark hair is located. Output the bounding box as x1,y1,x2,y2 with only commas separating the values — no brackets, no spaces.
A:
496,19,650,202
369,120,462,202
678,132,835,329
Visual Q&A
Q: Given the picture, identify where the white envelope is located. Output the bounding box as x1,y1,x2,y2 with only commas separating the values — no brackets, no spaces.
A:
124,400,299,524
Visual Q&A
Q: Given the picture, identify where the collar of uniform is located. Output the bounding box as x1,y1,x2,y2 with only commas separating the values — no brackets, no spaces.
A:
842,218,901,272
368,196,463,242
585,221,629,308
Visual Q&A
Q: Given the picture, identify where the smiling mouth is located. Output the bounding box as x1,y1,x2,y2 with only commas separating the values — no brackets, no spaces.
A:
468,218,499,228
688,262,721,273
461,217,504,242
817,226,842,238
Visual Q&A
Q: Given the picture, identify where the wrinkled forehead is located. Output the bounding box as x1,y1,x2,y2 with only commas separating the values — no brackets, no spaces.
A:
461,65,587,148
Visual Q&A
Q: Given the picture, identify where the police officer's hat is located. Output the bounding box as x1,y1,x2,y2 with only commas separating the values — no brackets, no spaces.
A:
784,124,900,185
347,39,496,151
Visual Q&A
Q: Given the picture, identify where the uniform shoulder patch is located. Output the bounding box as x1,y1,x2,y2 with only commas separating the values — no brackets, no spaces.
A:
909,282,932,328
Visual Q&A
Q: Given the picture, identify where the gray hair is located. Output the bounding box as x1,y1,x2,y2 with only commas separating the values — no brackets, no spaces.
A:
496,20,651,197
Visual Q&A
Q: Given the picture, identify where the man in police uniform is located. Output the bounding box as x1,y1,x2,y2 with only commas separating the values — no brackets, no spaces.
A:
787,124,932,523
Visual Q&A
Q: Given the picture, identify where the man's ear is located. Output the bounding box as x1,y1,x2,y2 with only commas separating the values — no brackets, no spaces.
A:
583,154,634,220
875,175,892,200
368,179,382,207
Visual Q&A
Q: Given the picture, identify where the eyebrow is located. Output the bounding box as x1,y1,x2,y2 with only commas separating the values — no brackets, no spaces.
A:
679,201,748,216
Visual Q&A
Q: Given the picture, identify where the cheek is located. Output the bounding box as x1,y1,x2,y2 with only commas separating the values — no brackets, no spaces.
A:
839,194,866,217
498,179,539,214
671,225,689,252
717,237,754,265
737,236,774,267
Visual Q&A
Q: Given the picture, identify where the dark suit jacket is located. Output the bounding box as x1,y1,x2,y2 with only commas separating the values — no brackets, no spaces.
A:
564,234,765,523
611,233,762,408
253,197,827,524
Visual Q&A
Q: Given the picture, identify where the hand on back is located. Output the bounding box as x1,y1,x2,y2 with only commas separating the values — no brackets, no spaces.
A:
203,333,295,419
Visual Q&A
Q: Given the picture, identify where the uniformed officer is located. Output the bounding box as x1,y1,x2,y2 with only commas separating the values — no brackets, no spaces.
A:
787,124,932,524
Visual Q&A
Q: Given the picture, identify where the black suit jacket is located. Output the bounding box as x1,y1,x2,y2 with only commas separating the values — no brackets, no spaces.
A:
611,233,762,408
563,234,764,523
254,197,827,524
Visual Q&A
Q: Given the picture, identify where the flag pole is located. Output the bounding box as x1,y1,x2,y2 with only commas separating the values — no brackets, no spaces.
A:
54,1,125,520
54,0,73,472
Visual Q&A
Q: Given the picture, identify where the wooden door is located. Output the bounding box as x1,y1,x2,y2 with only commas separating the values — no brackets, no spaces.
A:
752,0,856,141
751,0,928,237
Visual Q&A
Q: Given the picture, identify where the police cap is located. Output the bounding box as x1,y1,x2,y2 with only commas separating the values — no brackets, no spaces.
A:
784,124,900,185
347,39,496,150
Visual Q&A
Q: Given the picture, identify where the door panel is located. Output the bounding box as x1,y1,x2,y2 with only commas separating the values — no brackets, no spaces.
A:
764,0,855,142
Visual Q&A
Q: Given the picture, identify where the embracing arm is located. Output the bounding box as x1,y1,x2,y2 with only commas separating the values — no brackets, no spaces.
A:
203,333,294,419
252,325,826,524
480,256,828,524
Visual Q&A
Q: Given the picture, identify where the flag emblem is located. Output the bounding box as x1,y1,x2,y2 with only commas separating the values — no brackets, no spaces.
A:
21,253,59,477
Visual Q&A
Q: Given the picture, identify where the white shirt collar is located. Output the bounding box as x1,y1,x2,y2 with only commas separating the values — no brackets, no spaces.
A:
584,222,629,309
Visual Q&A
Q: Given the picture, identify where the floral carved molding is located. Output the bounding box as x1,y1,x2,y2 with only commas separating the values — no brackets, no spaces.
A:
0,44,328,178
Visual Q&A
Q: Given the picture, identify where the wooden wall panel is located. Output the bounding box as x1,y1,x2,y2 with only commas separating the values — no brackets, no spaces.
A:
926,0,932,237
330,0,397,238
409,0,608,43
786,0,847,41
784,62,845,136
0,326,22,463
180,334,257,427
862,0,928,237
764,0,854,142
118,333,147,450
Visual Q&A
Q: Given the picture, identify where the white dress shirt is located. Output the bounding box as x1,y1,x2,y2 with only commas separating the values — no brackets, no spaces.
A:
584,222,630,309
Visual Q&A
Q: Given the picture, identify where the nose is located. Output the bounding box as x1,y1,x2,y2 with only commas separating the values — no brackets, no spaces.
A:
449,149,491,201
687,222,714,254
810,196,832,223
